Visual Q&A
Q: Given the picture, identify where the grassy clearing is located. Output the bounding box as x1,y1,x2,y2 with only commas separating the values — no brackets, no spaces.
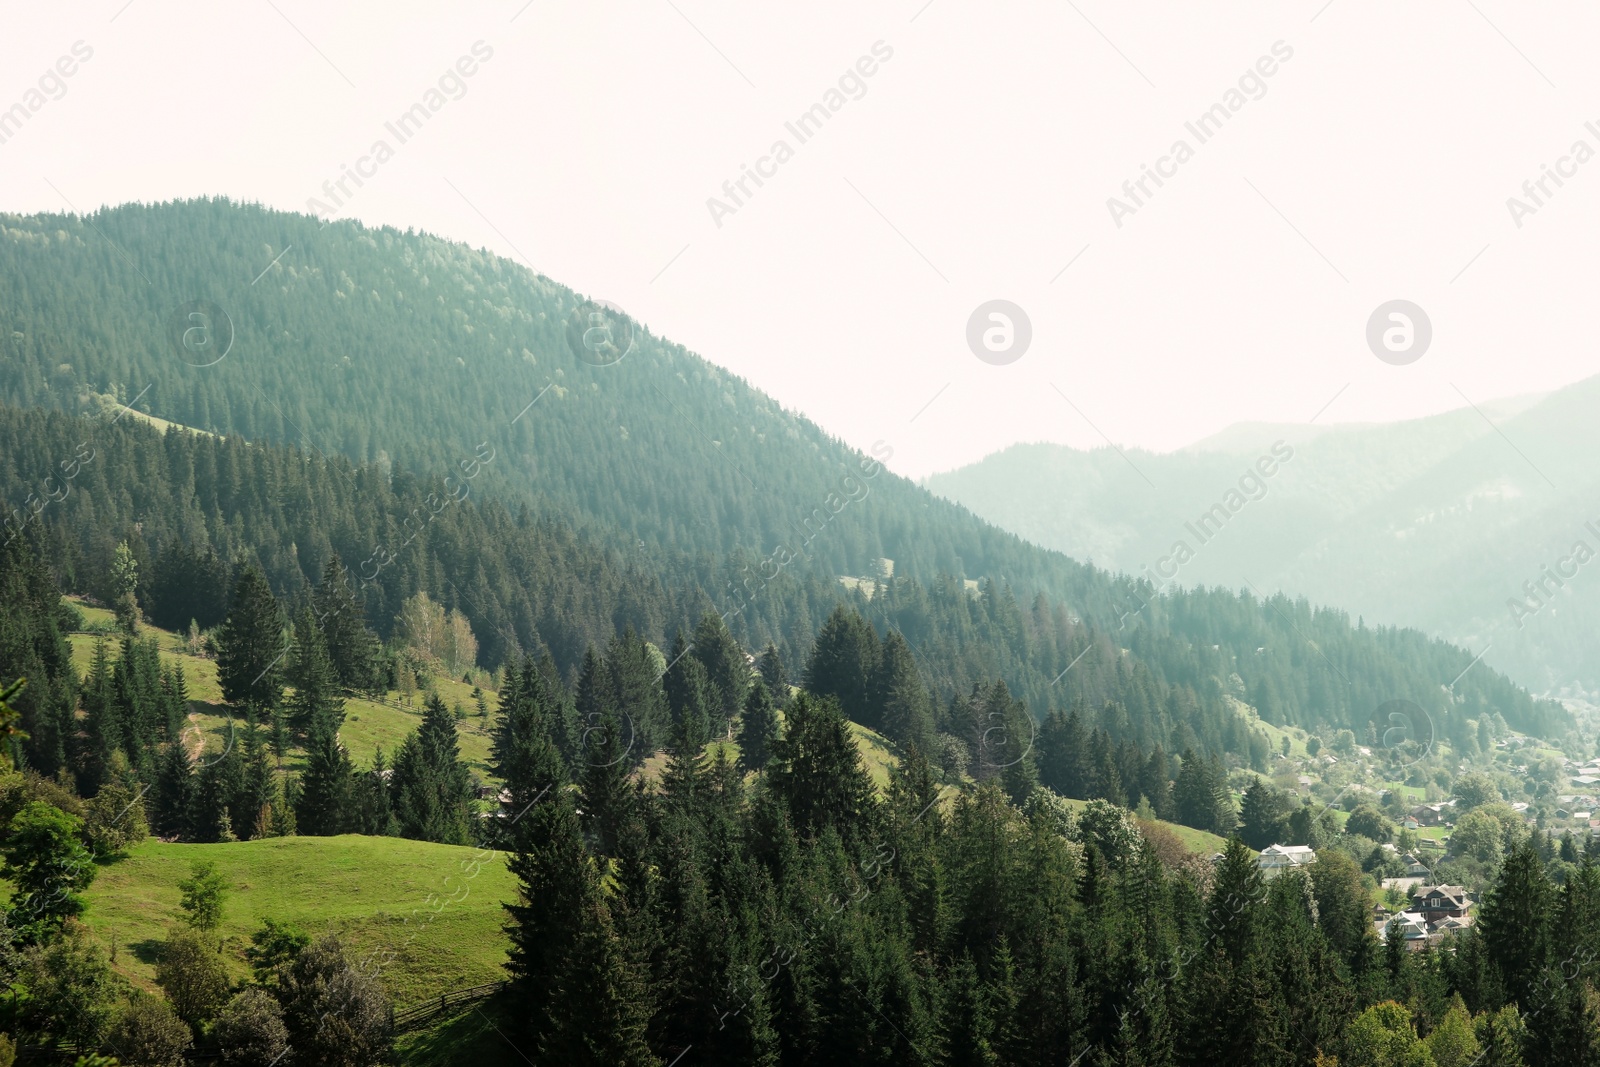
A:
81,835,519,1004
1053,796,1228,856
848,722,899,790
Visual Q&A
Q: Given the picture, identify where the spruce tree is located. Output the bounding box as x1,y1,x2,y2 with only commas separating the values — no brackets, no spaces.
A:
873,630,934,754
604,626,665,767
153,740,194,839
574,645,612,764
1478,842,1552,1007
1238,777,1290,850
1037,707,1089,799
504,793,657,1067
392,694,474,845
737,680,779,775
691,610,748,728
662,671,710,806
579,705,633,857
1139,746,1174,820
355,747,397,837
311,557,381,692
285,608,343,739
663,631,714,739
491,658,568,824
296,724,354,836
767,693,877,845
216,564,286,713
757,643,790,709
804,606,881,726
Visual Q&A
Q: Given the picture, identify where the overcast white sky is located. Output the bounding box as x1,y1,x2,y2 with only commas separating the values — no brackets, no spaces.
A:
2,1,1596,477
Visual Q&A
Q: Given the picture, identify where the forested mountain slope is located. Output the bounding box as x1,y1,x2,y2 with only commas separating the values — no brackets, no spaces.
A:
0,200,1567,748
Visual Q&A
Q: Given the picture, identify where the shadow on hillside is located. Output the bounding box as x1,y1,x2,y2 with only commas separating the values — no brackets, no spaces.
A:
394,993,522,1067
127,938,164,967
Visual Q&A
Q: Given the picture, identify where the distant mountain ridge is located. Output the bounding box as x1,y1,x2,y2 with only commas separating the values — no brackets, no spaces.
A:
927,378,1600,693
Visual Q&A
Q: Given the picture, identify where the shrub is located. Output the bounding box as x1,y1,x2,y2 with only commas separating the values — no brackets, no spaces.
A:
110,991,192,1066
213,988,290,1067
155,926,229,1027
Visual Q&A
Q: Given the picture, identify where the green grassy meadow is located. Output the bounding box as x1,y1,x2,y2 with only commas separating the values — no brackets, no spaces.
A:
81,835,519,1005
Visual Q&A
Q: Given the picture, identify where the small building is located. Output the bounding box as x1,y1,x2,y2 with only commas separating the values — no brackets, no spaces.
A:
1380,912,1430,944
1411,805,1445,827
1413,885,1470,922
1257,843,1317,880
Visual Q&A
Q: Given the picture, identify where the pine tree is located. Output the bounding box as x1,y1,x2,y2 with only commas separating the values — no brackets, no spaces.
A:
604,626,665,767
285,608,343,739
1038,707,1089,799
663,631,714,740
80,635,120,790
1238,777,1291,850
1174,748,1229,836
392,695,474,844
662,670,710,806
737,680,779,775
691,611,748,729
492,658,567,825
311,557,381,692
579,705,633,857
215,564,286,713
1478,842,1552,1007
873,630,934,753
1088,728,1126,807
804,606,881,727
757,643,790,709
767,693,877,845
504,793,657,1067
355,747,396,837
153,740,194,839
574,645,612,768
296,724,354,836
1140,746,1174,820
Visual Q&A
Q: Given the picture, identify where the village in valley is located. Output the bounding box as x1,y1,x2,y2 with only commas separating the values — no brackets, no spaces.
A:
1240,707,1600,952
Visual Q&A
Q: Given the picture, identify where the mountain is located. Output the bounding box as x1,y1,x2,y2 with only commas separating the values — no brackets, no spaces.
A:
926,380,1600,693
0,198,1566,748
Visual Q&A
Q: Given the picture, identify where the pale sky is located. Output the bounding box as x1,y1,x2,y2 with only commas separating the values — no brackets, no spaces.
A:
2,1,1597,478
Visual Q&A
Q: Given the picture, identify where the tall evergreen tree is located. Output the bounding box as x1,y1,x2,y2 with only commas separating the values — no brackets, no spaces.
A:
1139,746,1174,820
215,564,286,713
690,611,748,729
354,747,397,837
756,643,790,709
153,739,194,839
663,633,714,743
391,695,473,845
1238,777,1291,850
311,557,382,692
580,704,633,857
604,626,664,765
1038,707,1089,800
873,630,934,754
804,606,881,727
767,693,877,845
296,724,355,836
285,608,343,739
492,658,568,823
1478,842,1552,1008
737,680,779,775
504,792,658,1067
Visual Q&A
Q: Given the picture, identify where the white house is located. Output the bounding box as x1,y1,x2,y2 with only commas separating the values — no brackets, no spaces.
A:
1257,843,1317,880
